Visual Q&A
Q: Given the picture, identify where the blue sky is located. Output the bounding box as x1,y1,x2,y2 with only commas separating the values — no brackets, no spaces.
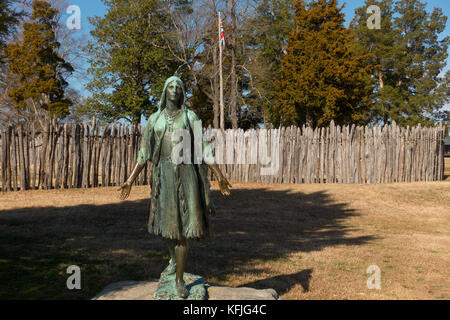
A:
61,0,450,121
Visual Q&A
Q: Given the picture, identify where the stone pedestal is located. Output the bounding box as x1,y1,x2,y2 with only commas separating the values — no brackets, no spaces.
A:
93,280,280,300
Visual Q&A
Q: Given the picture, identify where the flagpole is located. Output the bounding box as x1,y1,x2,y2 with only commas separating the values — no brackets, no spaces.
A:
218,11,224,130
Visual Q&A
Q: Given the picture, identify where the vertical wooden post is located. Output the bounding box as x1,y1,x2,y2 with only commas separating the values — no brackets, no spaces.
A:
1,127,11,192
62,123,68,188
54,123,64,189
95,119,102,187
73,123,80,188
91,118,98,188
0,128,4,192
11,126,18,191
24,123,30,189
100,125,109,187
120,124,126,185
17,125,26,190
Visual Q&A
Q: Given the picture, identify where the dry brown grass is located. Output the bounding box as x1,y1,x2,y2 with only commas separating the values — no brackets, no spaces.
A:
1,177,449,300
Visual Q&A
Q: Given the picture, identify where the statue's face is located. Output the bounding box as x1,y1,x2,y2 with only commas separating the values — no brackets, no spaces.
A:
166,80,183,106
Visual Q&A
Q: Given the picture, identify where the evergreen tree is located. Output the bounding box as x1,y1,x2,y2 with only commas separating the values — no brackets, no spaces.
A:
6,0,73,119
353,0,450,126
275,0,374,128
244,0,295,127
0,0,22,59
85,0,181,126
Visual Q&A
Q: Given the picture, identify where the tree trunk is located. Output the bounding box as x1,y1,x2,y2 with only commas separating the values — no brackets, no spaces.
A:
379,69,388,125
213,43,219,129
378,70,384,88
306,109,313,128
133,111,141,127
230,0,238,129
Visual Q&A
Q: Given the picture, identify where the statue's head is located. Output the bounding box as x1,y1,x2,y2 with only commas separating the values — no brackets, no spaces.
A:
158,76,186,111
166,80,183,107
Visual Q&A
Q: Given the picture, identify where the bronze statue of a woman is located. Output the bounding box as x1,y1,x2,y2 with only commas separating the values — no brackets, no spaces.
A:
118,74,231,298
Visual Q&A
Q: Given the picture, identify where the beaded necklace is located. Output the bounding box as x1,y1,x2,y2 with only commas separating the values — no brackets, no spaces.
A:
164,108,182,132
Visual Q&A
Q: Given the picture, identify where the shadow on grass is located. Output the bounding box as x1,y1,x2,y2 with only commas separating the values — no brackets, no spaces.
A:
239,269,313,296
0,186,375,299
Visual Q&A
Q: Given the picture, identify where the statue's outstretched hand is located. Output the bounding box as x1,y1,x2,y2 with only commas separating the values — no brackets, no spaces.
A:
218,177,232,196
117,181,132,200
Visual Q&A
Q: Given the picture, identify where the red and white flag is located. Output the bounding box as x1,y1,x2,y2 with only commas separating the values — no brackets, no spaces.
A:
220,14,225,46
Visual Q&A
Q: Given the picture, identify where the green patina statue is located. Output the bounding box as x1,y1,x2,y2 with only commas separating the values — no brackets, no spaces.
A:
118,74,231,299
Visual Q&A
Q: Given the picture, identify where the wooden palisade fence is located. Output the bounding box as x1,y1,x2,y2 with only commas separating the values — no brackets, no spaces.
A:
0,118,446,192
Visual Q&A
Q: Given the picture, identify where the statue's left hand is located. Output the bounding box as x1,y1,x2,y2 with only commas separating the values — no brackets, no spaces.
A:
117,181,132,200
218,177,232,196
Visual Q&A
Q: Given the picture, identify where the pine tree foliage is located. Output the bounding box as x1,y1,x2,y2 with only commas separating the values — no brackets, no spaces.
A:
84,0,181,125
244,0,295,127
0,0,22,57
353,0,450,126
6,0,73,118
274,0,375,128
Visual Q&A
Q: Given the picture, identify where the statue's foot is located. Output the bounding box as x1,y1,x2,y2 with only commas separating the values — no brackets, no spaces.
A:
175,280,188,299
162,259,176,275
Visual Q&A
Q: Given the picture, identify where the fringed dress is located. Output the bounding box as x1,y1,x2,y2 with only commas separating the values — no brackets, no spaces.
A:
139,108,213,241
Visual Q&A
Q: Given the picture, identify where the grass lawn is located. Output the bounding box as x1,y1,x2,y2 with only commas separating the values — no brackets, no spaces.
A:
0,171,449,300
